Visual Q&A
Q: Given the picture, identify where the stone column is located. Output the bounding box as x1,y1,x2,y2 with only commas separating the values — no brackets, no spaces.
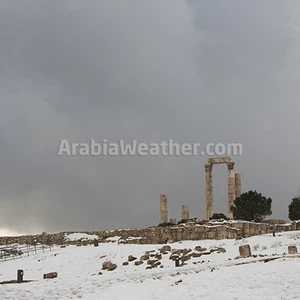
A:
170,218,177,225
235,173,241,198
227,162,235,219
160,194,168,224
182,205,189,220
205,163,213,220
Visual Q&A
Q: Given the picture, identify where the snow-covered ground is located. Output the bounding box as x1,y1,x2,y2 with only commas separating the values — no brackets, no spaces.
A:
1,231,300,300
64,233,98,242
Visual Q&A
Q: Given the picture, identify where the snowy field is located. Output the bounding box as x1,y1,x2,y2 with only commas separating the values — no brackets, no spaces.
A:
1,231,300,300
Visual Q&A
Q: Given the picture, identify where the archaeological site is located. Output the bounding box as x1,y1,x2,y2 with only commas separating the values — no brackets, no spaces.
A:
1,157,299,247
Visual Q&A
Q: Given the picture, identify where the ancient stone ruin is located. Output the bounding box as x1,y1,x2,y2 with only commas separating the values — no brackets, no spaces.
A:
170,218,177,225
159,157,242,223
205,157,241,219
43,272,58,279
288,245,298,255
160,194,168,223
182,205,189,220
0,221,299,246
159,195,190,224
239,244,252,257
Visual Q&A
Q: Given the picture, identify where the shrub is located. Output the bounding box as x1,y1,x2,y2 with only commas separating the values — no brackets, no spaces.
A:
271,241,282,248
177,219,188,224
253,244,260,251
210,213,228,220
157,222,173,227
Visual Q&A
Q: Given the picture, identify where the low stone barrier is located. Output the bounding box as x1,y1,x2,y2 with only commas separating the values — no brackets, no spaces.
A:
0,221,299,246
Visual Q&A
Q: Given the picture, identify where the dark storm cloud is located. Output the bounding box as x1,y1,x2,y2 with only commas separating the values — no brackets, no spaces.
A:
0,1,300,234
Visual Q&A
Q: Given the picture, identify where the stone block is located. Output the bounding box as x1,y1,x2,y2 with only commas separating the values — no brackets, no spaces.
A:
195,246,207,252
239,244,252,257
160,245,171,253
43,272,58,279
288,246,298,254
147,259,159,265
170,218,177,225
191,252,202,258
128,255,137,262
208,157,231,164
102,261,110,270
140,254,150,261
106,262,118,271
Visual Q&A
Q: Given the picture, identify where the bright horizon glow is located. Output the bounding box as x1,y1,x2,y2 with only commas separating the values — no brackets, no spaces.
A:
0,228,27,237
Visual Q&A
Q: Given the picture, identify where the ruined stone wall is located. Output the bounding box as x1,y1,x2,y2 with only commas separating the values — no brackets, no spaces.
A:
0,221,299,246
206,220,300,238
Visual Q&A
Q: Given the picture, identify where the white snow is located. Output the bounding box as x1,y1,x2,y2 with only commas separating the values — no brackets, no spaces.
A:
105,236,121,242
64,233,98,241
1,231,300,299
126,237,143,241
106,236,144,242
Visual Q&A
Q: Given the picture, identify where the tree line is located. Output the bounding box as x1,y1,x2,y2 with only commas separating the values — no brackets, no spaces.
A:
210,190,300,221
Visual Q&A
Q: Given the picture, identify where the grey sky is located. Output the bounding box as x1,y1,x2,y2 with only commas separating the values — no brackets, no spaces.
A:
0,1,300,234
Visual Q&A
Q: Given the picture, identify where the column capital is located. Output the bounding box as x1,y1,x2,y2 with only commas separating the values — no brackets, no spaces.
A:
227,161,235,170
204,163,213,172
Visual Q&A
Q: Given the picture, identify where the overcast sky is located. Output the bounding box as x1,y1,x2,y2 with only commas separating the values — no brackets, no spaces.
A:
1,1,300,235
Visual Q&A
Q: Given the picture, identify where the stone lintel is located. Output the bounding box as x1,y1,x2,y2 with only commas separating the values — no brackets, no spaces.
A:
208,157,231,165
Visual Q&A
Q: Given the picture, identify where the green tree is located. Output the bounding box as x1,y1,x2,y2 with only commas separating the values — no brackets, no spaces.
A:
289,196,300,220
230,190,272,222
210,213,228,220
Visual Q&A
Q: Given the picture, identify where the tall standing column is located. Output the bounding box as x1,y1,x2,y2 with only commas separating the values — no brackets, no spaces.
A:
227,162,235,219
182,205,189,220
160,194,168,224
235,173,241,199
205,163,213,220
